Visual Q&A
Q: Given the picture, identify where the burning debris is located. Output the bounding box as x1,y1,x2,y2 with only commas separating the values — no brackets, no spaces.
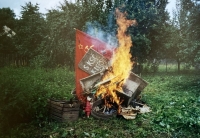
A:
74,9,150,119
80,69,149,119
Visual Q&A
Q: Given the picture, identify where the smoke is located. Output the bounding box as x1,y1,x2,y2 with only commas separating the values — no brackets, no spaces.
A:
85,20,118,50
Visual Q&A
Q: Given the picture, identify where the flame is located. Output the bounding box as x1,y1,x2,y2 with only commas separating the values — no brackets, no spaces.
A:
95,9,137,112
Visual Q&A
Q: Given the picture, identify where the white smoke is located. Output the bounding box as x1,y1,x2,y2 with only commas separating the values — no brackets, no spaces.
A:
85,21,118,50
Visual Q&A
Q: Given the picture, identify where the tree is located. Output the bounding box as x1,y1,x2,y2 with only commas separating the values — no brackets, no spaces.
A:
147,0,169,59
167,0,196,72
44,1,80,67
14,2,47,64
44,0,113,67
0,8,16,31
110,0,169,64
0,8,16,54
187,0,200,66
76,0,170,65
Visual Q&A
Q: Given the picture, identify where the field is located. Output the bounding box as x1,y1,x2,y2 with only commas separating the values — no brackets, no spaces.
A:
0,66,199,138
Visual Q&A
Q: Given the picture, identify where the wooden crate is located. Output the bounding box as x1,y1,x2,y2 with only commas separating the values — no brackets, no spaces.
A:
48,99,80,122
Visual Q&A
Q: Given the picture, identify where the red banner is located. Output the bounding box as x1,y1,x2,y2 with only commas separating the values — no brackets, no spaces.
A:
75,29,113,102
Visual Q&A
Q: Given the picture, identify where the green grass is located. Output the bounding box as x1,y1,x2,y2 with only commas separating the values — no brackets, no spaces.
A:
142,73,200,137
0,67,200,138
0,67,75,136
142,61,196,73
157,63,196,73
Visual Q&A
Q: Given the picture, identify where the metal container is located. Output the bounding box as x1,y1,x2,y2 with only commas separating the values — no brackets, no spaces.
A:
79,71,104,93
117,72,148,106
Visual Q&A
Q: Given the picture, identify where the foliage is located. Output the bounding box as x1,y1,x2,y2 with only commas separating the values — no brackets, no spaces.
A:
0,8,16,54
0,67,75,135
14,2,48,63
0,8,16,29
0,67,199,138
1,0,200,69
142,59,161,73
143,73,200,137
79,0,170,64
44,1,78,68
44,0,114,68
122,0,169,63
187,0,200,65
165,0,200,72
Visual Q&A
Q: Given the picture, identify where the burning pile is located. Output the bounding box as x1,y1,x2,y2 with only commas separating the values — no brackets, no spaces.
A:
76,9,150,119
95,9,137,113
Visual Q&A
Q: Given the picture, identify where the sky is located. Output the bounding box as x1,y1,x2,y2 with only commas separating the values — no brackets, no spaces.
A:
0,0,176,18
0,0,66,18
166,0,176,18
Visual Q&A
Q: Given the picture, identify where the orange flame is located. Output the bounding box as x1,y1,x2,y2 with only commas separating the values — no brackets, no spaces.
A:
95,9,137,110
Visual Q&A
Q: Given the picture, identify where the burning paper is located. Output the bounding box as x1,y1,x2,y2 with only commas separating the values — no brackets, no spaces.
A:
120,106,139,120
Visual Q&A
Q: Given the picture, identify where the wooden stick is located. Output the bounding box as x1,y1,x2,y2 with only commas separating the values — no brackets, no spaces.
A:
103,106,106,113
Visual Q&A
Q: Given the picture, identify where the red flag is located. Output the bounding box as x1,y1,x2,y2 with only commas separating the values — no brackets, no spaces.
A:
75,29,113,102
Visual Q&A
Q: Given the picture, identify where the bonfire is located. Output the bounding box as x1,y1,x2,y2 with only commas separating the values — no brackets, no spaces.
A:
76,9,150,119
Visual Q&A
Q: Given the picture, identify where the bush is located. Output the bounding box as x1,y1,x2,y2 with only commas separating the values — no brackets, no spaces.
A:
142,59,160,73
0,67,75,135
30,55,49,68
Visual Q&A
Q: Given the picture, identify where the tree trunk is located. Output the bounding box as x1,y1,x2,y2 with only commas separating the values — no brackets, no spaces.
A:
177,59,180,73
166,59,168,72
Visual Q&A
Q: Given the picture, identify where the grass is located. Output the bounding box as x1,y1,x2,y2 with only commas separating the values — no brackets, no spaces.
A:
142,73,200,137
0,66,200,138
0,67,75,137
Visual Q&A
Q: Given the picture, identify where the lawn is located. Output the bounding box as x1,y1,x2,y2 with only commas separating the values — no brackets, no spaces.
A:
0,67,199,138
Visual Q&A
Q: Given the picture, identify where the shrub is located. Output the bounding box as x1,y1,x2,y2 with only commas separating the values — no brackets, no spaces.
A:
0,67,75,135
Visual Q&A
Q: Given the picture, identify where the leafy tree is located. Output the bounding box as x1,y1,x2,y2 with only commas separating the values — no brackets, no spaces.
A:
44,0,170,69
0,8,16,54
187,0,200,66
0,0,170,68
44,0,113,67
14,2,47,64
147,0,169,59
111,0,169,64
44,1,79,67
166,0,196,72
77,0,170,65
